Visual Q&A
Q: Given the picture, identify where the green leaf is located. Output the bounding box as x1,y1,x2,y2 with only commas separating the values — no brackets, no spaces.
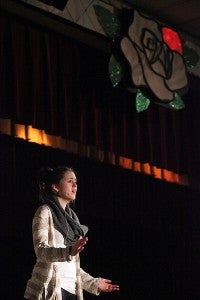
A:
154,93,185,110
109,54,123,87
169,92,185,110
183,45,199,70
93,5,121,40
136,89,151,112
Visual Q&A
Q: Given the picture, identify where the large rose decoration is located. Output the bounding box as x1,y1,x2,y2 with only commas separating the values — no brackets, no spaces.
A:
94,5,199,111
120,10,188,102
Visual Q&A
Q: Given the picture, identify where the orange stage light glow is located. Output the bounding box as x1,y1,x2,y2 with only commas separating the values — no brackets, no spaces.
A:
0,118,188,186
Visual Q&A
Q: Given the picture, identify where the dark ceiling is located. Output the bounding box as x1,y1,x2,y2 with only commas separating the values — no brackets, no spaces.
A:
1,0,200,47
125,0,200,43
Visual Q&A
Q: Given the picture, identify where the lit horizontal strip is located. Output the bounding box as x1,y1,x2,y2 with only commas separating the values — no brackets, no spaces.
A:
0,118,188,185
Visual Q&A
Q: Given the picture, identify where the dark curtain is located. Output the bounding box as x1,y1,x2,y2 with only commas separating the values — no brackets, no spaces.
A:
0,133,199,300
0,10,199,185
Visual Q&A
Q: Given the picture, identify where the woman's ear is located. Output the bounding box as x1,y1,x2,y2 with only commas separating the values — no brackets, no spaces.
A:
51,183,59,193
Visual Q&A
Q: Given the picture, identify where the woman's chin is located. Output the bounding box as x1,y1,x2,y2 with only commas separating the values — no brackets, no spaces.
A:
70,197,76,202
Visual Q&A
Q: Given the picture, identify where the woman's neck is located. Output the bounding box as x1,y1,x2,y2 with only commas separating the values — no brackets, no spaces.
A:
57,197,70,210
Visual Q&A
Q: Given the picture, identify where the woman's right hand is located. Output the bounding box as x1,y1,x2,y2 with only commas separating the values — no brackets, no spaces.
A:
70,236,88,256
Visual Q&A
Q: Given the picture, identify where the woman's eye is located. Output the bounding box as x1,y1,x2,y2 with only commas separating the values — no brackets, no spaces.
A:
67,180,77,184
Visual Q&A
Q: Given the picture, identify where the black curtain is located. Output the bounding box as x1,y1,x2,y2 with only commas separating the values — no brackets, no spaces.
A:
0,9,200,187
0,133,199,299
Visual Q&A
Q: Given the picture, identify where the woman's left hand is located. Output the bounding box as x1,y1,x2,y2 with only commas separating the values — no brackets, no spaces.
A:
98,278,120,292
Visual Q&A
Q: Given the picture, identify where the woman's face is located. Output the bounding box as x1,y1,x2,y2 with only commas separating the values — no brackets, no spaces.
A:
56,171,77,202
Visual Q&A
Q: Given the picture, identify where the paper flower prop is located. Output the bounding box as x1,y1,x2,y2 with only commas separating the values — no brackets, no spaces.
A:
94,5,199,112
120,10,188,103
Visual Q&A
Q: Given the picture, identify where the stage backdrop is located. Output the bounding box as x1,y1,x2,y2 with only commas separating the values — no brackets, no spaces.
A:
0,7,199,188
0,133,199,299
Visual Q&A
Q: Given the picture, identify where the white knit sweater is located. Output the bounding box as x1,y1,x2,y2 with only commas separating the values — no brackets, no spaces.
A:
24,205,101,300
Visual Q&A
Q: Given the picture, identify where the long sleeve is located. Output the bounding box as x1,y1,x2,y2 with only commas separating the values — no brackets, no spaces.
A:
32,205,72,262
80,268,101,295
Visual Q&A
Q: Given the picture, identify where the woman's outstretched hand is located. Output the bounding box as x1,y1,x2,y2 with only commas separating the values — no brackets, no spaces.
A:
70,236,88,256
98,278,120,292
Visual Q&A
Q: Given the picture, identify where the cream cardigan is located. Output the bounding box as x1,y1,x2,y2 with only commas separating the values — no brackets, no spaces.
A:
24,205,100,300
